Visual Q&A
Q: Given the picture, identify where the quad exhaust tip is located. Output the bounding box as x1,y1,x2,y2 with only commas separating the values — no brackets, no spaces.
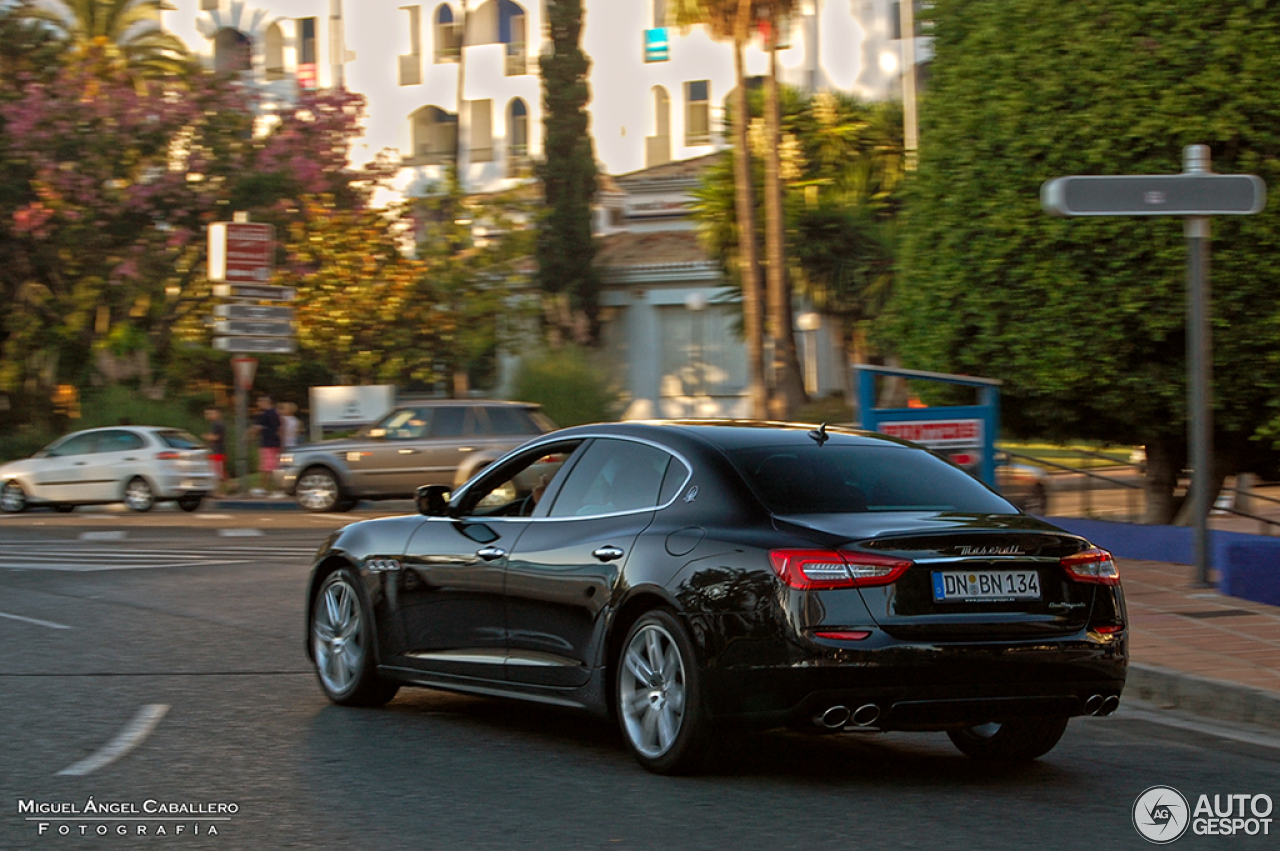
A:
816,705,851,729
1084,694,1104,715
851,703,881,727
1099,695,1120,716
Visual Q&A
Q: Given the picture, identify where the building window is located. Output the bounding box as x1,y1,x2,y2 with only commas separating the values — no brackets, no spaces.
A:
409,106,458,164
434,4,460,63
660,304,747,397
399,6,423,85
470,99,493,163
201,0,217,9
507,98,529,176
645,86,671,168
213,28,252,73
684,80,710,146
652,0,666,28
264,23,285,80
297,17,317,88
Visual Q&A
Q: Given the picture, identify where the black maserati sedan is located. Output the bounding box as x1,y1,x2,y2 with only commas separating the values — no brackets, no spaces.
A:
304,421,1126,774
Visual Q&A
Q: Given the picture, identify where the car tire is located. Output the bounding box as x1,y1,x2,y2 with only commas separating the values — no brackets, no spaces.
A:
123,477,155,512
311,568,399,707
947,716,1069,762
1,481,27,514
55,503,75,513
616,608,714,775
296,466,343,513
334,497,359,512
177,495,203,513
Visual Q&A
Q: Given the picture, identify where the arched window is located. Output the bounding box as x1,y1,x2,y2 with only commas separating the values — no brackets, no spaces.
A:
434,4,460,63
214,28,252,74
264,23,285,80
507,98,529,176
646,86,671,167
410,106,458,164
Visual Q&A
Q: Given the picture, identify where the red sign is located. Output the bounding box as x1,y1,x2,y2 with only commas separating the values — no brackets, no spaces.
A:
297,63,317,90
879,419,983,449
231,356,257,391
208,222,275,283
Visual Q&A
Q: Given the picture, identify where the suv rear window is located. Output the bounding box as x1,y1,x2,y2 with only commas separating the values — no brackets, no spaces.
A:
728,444,1015,515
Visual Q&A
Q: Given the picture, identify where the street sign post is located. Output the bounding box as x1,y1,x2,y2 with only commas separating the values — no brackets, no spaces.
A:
208,222,275,283
213,337,298,354
1041,145,1267,587
213,319,294,338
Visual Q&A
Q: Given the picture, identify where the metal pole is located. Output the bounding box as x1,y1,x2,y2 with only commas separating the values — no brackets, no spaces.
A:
1184,146,1213,587
235,384,249,484
899,0,918,170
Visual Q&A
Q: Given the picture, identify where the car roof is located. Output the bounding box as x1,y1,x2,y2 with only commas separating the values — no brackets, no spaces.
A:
547,420,918,452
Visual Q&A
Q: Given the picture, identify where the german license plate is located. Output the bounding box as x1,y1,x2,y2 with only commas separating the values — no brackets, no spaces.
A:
932,570,1041,602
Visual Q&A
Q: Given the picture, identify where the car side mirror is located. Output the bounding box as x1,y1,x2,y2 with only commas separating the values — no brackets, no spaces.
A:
417,484,452,517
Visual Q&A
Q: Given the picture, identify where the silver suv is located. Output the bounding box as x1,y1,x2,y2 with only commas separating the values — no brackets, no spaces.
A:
276,401,555,512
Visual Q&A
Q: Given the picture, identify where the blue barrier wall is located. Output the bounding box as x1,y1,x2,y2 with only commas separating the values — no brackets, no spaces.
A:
1046,516,1280,607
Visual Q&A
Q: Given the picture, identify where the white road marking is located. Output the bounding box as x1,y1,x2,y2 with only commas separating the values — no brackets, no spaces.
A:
217,528,264,537
0,610,71,630
78,531,127,541
56,704,169,776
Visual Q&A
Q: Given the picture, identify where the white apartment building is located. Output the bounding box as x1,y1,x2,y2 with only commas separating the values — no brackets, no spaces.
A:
161,0,928,415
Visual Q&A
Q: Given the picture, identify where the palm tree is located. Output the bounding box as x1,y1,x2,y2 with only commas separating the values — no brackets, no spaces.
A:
759,0,805,419
17,0,189,80
672,0,767,418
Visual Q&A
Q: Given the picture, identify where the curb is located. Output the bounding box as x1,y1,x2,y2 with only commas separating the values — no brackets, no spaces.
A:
1126,662,1280,733
211,499,301,511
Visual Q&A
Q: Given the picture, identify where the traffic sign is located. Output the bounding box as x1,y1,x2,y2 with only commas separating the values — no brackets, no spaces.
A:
231,356,257,391
208,222,275,282
1041,173,1265,217
213,336,297,354
212,284,295,301
213,319,294,337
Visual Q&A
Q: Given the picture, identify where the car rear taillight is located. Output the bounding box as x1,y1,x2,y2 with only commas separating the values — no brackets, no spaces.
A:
1093,623,1125,635
770,549,912,590
155,450,182,461
812,630,872,641
1061,547,1120,585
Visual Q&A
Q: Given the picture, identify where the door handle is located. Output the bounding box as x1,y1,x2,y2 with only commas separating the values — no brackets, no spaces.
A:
476,546,507,561
593,545,625,562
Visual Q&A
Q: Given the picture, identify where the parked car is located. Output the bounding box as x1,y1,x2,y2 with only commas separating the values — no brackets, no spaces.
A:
0,426,214,514
276,400,556,512
996,453,1050,514
304,420,1127,774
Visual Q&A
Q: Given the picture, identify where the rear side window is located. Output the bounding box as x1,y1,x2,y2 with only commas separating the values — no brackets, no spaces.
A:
484,406,541,436
549,439,672,517
156,430,204,450
99,430,148,452
728,444,1015,515
429,406,475,438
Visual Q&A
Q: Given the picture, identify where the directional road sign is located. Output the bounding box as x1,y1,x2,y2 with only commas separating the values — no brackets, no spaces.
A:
1042,173,1266,217
208,222,275,282
212,283,295,301
213,319,294,338
212,304,294,322
213,336,297,354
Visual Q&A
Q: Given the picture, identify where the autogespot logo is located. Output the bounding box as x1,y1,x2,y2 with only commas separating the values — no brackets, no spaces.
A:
1134,786,1190,844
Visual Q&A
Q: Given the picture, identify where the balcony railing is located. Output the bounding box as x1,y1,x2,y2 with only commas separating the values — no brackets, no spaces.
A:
505,42,527,76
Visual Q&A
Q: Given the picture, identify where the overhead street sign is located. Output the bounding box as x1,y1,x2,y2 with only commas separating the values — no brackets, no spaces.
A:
213,319,294,337
213,336,297,354
213,304,294,322
208,222,275,282
1041,173,1266,217
212,284,295,301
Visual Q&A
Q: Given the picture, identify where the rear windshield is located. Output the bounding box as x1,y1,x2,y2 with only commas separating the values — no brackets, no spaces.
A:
727,444,1016,515
156,429,205,450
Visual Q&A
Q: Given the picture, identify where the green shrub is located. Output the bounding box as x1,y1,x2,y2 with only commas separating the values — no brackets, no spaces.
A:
511,347,620,427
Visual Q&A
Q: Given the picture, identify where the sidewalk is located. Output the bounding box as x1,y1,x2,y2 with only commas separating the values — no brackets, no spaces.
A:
1118,557,1280,731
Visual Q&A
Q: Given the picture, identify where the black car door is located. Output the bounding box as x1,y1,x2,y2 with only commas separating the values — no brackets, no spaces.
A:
503,438,680,688
395,441,584,682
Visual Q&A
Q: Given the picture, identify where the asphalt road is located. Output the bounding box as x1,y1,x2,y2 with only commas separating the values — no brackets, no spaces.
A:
1,510,1278,850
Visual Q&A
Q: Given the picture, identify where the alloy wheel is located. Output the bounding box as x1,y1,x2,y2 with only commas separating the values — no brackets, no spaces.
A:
124,477,154,512
619,621,688,759
297,468,341,512
0,482,26,513
313,575,365,696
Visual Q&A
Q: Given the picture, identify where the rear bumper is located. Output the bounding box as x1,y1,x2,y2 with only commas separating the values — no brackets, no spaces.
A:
153,472,216,498
701,630,1127,729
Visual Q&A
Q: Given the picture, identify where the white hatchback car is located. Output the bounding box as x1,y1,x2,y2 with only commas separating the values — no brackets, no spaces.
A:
0,426,215,514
